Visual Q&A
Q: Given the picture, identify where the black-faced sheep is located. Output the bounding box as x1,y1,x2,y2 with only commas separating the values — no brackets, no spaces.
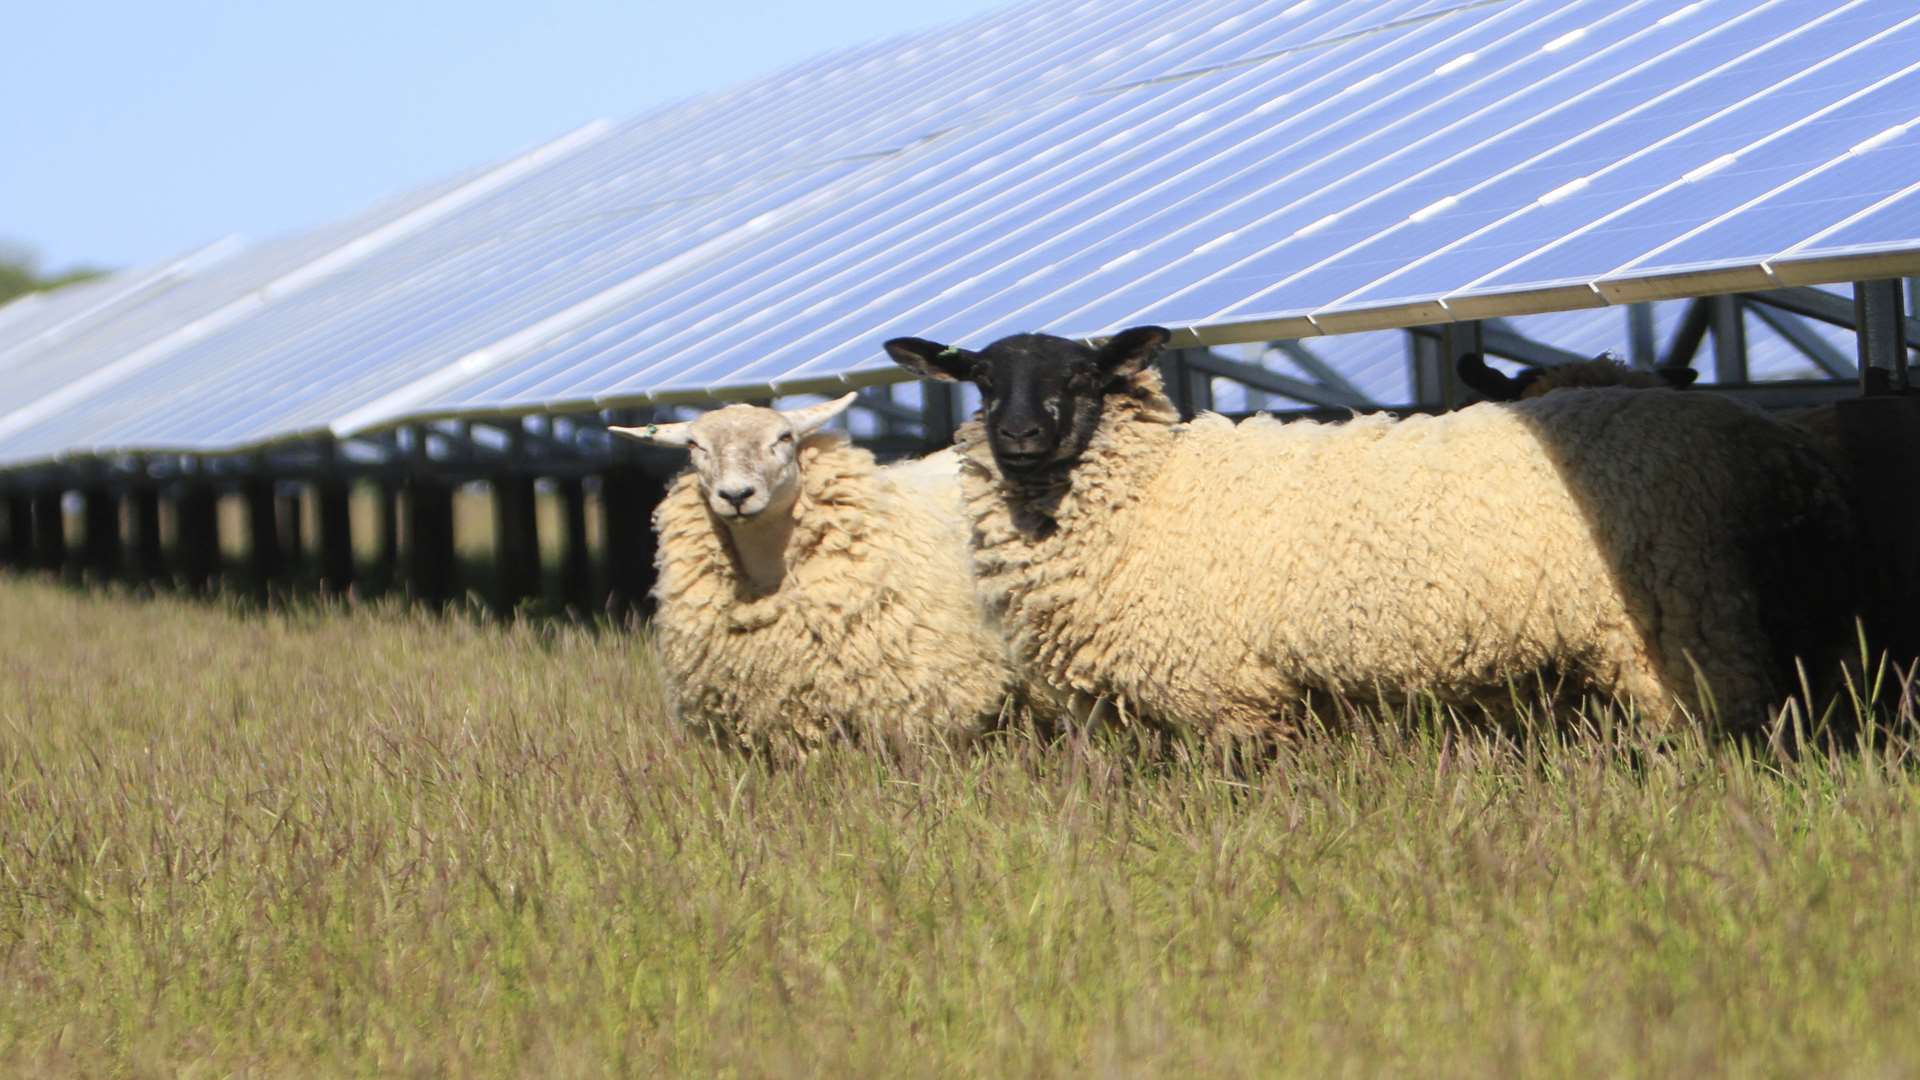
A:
612,395,1017,754
1456,351,1697,401
886,328,1858,735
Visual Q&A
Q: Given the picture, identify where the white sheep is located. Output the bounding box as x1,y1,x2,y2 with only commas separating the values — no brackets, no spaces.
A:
886,327,1858,735
611,394,1018,754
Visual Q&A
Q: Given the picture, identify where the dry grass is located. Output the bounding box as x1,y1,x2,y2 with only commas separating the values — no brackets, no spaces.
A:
1,576,1918,1076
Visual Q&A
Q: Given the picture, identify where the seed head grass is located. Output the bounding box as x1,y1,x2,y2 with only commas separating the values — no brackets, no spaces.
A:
0,577,1917,1075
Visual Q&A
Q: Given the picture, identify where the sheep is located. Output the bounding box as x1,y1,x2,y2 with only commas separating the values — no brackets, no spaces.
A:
885,327,1859,737
1455,349,1912,663
610,394,1017,754
1455,351,1697,401
1454,349,1847,462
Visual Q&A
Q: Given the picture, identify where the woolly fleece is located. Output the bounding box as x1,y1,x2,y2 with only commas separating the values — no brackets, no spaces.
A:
651,434,1014,752
957,371,1854,735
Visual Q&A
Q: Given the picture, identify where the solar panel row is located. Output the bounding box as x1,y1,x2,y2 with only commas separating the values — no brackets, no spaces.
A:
0,0,1912,470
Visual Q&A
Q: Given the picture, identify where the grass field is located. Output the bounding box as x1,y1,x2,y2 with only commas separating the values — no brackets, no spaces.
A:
2,576,1919,1075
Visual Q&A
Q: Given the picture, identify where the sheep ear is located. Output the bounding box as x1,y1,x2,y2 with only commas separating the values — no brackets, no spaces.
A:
781,391,857,437
1094,325,1171,378
1657,366,1698,388
609,420,693,448
1455,352,1524,401
885,337,979,382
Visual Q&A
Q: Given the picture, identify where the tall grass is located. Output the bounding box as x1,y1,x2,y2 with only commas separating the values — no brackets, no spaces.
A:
0,576,1917,1075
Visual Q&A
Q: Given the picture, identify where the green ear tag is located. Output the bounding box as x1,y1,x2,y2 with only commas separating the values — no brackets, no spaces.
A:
938,346,962,358
647,423,659,436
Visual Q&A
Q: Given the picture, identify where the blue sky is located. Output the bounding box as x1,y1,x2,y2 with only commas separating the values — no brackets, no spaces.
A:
2,0,1008,272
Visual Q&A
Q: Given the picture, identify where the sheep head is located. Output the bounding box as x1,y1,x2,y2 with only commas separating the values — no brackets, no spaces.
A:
609,393,856,522
1456,351,1697,402
886,325,1169,478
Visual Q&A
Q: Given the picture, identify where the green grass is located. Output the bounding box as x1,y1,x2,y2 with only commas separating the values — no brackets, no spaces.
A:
1,576,1919,1075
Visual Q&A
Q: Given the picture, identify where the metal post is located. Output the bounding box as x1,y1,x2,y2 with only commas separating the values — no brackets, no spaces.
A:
175,482,220,593
557,475,594,614
491,438,542,612
81,486,121,581
1628,304,1657,369
374,479,400,593
920,381,956,449
1409,332,1443,408
32,490,66,573
315,473,353,598
244,476,282,601
1662,297,1711,371
1421,321,1482,409
1908,276,1919,361
402,427,457,610
131,482,164,583
277,487,305,577
601,464,666,621
2,493,30,570
1158,348,1215,418
1855,278,1911,395
404,479,456,608
1709,295,1748,385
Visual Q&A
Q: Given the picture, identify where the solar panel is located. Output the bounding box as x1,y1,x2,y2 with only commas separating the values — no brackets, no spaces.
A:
1,0,1915,469
422,0,1898,412
0,152,540,456
0,249,224,371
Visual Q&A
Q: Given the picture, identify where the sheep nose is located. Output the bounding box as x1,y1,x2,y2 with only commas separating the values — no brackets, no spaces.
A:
718,485,756,508
997,421,1043,442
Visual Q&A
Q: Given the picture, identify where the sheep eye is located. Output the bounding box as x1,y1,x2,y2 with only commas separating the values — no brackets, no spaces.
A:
777,431,793,444
686,440,702,452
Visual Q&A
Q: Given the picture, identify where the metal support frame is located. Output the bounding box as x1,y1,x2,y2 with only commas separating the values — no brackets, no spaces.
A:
1269,341,1371,405
174,481,220,593
1708,295,1748,384
1189,345,1373,410
1747,301,1857,379
2,493,30,569
376,479,401,592
1478,321,1588,369
1628,304,1657,369
277,486,305,576
1411,321,1480,408
1160,348,1214,419
315,439,354,597
1854,278,1911,394
244,474,282,600
81,486,120,581
920,380,957,448
1750,286,1920,345
556,475,594,613
403,424,457,608
1663,297,1711,371
31,491,65,573
491,425,543,612
130,481,163,582
600,463,664,620
404,478,456,608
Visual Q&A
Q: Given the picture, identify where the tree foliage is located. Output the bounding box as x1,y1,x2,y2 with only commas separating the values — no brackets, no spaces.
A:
0,242,108,306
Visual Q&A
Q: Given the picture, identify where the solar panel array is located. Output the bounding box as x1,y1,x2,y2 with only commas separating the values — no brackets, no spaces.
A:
1,0,1915,469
